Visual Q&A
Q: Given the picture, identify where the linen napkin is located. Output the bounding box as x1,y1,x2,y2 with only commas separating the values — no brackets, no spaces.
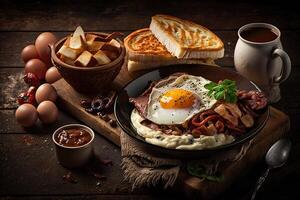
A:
120,131,253,189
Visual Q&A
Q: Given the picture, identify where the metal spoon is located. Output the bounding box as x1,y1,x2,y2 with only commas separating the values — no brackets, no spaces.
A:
251,138,291,200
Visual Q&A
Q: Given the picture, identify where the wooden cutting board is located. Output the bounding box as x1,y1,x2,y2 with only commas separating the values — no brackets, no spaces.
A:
53,65,132,146
52,64,290,199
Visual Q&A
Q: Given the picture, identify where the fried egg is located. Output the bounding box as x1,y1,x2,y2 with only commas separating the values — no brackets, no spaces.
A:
146,74,217,125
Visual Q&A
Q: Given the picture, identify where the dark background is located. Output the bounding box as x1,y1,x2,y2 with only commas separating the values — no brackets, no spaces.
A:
1,0,300,199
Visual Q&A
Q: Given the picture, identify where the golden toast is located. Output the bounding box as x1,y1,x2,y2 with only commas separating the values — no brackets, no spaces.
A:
124,28,174,62
150,15,224,59
124,28,214,73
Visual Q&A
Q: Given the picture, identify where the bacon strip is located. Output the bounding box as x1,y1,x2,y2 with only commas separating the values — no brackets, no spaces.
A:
192,114,220,127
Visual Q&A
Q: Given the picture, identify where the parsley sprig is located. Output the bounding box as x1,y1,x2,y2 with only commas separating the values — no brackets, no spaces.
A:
204,79,237,103
187,161,224,182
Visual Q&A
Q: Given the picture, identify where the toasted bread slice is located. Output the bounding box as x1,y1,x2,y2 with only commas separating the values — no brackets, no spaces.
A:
75,51,97,67
127,58,215,73
150,15,224,59
124,28,216,73
69,35,85,50
57,45,82,60
59,55,75,66
93,50,111,65
125,28,174,62
73,26,86,42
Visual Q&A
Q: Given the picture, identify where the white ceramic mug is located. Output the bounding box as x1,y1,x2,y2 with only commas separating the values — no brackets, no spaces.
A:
234,23,291,102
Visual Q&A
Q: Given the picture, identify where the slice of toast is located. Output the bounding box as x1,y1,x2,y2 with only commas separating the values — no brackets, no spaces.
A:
127,58,215,73
124,28,216,73
124,28,174,62
150,15,224,59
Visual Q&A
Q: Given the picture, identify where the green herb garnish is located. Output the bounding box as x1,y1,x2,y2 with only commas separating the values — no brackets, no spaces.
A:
204,79,237,103
186,161,224,182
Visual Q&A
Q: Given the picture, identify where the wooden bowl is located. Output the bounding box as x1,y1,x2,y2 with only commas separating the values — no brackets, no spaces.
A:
50,32,125,94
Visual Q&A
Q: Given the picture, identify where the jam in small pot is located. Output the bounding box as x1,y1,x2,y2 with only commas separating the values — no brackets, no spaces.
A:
55,128,92,147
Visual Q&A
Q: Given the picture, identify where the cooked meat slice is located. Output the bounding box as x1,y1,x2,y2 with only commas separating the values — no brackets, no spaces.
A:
141,119,185,136
240,114,254,128
215,120,225,132
141,119,161,131
238,102,259,118
223,103,242,118
207,123,217,135
199,109,216,121
129,81,157,117
214,104,238,126
129,96,149,118
225,121,246,133
237,90,268,110
192,125,210,137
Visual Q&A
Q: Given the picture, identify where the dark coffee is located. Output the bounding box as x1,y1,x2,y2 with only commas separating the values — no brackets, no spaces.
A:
241,27,278,43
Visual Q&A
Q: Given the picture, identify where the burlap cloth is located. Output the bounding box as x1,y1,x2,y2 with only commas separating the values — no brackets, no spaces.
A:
121,131,253,190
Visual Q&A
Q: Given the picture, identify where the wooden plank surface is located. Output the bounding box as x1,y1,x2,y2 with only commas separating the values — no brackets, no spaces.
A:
0,196,157,200
1,1,299,31
0,134,130,195
1,1,300,199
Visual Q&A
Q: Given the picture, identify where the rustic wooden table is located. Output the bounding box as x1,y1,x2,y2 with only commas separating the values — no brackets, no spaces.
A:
1,1,299,199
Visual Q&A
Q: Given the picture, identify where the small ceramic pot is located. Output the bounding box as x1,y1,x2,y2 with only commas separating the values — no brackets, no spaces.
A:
52,124,95,168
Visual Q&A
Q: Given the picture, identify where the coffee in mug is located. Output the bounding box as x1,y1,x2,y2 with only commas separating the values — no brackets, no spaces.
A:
234,23,291,103
240,27,278,43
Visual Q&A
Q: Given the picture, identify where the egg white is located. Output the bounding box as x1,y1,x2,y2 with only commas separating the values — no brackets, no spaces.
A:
146,75,217,125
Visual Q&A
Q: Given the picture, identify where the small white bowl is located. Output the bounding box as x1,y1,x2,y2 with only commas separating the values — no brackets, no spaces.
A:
52,124,95,168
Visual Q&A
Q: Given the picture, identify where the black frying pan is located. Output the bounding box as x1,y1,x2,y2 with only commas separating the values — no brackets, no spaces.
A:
114,65,269,159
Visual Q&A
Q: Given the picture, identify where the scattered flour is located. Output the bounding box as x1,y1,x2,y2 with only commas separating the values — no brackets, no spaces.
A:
1,71,27,108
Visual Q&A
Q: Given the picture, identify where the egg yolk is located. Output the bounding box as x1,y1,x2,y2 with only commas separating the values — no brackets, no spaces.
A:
159,88,196,109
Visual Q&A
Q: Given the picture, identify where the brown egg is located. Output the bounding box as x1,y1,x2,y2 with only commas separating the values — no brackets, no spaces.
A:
35,83,57,104
15,104,38,127
21,45,39,62
25,58,47,80
35,32,57,66
37,101,58,124
45,67,62,83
